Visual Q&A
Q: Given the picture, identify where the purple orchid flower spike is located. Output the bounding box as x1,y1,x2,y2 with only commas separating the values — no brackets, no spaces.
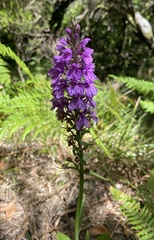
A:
48,20,98,130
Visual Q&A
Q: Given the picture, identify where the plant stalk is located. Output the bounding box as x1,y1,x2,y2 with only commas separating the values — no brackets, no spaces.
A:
75,132,84,240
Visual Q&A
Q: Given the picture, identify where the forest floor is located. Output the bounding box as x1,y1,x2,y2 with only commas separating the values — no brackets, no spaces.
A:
0,141,146,240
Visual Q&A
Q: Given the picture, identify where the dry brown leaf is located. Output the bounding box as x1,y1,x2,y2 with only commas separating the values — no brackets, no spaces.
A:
90,226,110,236
0,200,16,218
0,162,6,170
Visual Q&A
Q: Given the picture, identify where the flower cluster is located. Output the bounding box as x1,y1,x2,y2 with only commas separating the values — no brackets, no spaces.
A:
48,20,98,130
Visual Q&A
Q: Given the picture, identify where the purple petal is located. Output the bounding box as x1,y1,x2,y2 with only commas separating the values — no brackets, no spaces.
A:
80,38,91,48
66,28,72,34
88,99,97,108
91,111,98,122
59,38,67,45
81,48,94,64
66,64,82,80
74,33,79,40
48,68,61,79
55,44,65,52
76,115,89,130
85,85,98,97
76,24,81,31
62,48,72,61
67,84,84,97
53,89,64,99
77,98,87,110
84,71,97,83
68,98,86,111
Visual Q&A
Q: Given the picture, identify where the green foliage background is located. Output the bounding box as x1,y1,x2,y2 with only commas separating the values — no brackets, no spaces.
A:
0,0,154,80
0,1,154,239
0,0,154,164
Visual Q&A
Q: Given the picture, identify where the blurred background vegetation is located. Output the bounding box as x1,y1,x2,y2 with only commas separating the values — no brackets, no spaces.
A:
0,0,154,155
0,0,154,80
0,0,154,238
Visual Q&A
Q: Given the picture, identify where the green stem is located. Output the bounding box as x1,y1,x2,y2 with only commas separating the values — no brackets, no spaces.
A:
75,132,84,240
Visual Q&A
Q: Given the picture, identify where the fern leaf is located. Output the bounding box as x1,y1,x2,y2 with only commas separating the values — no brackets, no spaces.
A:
110,75,154,95
111,187,154,240
138,230,154,240
140,100,154,113
0,43,34,80
0,77,60,141
0,58,11,86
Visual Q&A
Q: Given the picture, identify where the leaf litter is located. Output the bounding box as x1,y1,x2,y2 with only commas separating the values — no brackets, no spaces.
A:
0,142,139,240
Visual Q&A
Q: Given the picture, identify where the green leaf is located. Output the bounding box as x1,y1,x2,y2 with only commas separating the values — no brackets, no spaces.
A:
85,230,91,240
109,75,154,95
89,170,108,181
111,187,154,240
90,128,111,158
79,196,86,230
0,43,34,80
0,58,11,86
96,233,111,240
140,100,154,113
57,232,71,240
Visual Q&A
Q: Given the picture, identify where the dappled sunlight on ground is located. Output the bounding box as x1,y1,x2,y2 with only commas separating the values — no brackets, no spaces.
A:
0,143,141,240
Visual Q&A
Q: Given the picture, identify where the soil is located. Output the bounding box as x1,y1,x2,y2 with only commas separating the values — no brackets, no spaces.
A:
0,142,141,240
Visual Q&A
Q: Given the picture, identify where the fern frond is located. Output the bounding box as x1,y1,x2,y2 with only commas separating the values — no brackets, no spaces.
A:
140,100,154,113
0,76,60,141
138,170,154,215
111,187,154,240
110,75,154,95
0,10,9,28
0,58,11,86
0,43,34,80
147,170,154,205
